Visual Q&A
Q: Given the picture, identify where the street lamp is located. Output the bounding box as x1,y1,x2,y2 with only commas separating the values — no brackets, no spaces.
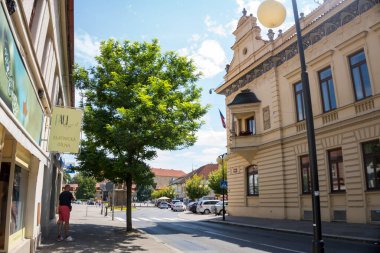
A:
257,1,324,252
217,153,228,221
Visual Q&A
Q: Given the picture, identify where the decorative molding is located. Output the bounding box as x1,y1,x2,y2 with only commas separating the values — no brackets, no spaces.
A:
322,111,339,125
307,49,335,67
370,21,380,32
355,97,375,114
296,122,306,132
263,106,271,131
336,31,368,50
219,0,379,96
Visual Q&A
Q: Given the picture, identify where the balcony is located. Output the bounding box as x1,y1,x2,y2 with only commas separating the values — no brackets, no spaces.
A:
230,131,262,150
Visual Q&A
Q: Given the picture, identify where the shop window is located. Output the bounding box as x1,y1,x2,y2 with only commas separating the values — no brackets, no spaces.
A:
363,140,380,190
318,67,337,112
294,82,305,121
328,148,345,192
301,155,311,194
349,50,372,101
10,165,29,235
0,162,11,250
247,165,259,196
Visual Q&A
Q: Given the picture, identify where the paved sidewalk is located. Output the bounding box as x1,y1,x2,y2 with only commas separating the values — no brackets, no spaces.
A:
37,205,181,253
205,214,380,244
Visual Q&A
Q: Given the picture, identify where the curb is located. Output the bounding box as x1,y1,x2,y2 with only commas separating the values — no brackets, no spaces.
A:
206,219,380,245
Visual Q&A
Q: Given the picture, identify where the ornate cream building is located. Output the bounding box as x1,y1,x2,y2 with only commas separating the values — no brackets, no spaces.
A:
0,0,74,252
216,0,380,224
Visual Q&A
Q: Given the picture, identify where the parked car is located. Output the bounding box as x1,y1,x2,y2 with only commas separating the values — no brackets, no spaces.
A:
158,202,169,209
188,202,198,213
172,202,186,212
87,200,95,205
196,200,220,214
169,199,181,209
211,201,228,215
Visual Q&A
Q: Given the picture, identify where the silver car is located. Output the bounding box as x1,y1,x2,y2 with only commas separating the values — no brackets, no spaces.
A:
211,201,228,215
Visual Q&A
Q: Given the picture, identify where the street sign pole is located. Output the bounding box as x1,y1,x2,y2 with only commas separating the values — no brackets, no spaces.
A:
112,184,115,221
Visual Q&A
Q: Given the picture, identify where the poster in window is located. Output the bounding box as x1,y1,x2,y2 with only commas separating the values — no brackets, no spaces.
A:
0,6,44,144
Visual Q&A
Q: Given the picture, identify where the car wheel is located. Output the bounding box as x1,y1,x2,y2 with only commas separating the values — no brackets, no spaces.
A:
204,209,210,214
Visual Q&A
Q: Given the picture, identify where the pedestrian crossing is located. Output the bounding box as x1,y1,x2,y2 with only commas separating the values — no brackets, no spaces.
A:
115,217,188,222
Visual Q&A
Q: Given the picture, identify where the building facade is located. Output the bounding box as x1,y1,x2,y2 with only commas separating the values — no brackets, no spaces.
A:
151,168,186,190
216,0,380,224
0,0,74,252
170,164,218,200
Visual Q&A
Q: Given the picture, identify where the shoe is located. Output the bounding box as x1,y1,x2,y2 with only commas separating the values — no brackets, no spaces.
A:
65,236,74,242
57,236,63,242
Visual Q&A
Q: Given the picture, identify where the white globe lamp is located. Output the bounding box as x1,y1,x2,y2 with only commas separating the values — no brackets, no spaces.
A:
257,0,286,28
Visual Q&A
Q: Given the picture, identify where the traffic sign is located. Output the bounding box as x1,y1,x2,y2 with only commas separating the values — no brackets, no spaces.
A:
220,180,228,189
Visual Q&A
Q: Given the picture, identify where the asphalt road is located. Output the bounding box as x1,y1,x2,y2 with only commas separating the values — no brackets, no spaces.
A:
112,207,380,253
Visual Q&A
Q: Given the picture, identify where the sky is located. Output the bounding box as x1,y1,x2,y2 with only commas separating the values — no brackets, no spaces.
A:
69,0,321,173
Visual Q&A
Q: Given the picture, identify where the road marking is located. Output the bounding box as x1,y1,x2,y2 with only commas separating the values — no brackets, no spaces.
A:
204,230,306,253
116,217,125,222
139,218,152,221
151,218,161,221
132,218,139,221
259,243,306,253
204,230,251,243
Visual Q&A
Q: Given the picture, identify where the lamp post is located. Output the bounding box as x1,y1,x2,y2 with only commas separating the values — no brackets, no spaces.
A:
217,153,228,221
257,1,324,252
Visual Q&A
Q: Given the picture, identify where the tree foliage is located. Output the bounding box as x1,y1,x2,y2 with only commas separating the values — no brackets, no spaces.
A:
75,174,97,200
185,174,210,200
208,164,227,195
63,170,72,184
74,38,208,231
151,186,176,199
136,185,154,202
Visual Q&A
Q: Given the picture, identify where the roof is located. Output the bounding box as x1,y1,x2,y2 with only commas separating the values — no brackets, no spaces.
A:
151,168,186,178
171,164,219,185
227,89,260,106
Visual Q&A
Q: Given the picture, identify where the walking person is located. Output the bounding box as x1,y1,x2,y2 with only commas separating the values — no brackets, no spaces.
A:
57,184,75,241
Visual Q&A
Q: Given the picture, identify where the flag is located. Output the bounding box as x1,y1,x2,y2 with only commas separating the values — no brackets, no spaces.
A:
219,109,226,128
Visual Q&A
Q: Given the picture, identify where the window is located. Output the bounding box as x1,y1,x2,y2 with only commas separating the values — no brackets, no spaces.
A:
10,165,29,235
328,148,345,192
349,50,372,101
318,67,337,112
300,155,311,194
246,117,256,135
294,82,305,121
0,163,11,250
247,165,259,195
363,140,380,190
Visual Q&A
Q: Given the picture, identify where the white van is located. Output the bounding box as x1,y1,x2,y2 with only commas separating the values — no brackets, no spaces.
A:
196,200,220,214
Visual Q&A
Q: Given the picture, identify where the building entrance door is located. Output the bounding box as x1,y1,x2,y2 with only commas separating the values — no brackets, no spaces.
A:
0,162,11,250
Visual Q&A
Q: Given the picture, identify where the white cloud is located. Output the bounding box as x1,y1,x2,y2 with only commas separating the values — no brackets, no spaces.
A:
74,31,101,65
148,128,227,173
190,39,227,79
191,34,201,41
205,16,227,36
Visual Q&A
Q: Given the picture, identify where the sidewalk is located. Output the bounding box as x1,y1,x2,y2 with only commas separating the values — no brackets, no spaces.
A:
37,205,181,253
205,214,380,244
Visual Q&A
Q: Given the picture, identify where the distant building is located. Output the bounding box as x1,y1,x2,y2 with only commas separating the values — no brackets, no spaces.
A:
151,168,186,190
170,164,218,200
216,0,380,223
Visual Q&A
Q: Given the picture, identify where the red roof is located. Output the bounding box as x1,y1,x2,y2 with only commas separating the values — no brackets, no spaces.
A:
151,168,186,178
170,164,218,184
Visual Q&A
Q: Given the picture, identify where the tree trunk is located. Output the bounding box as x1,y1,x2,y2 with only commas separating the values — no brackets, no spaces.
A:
126,176,133,232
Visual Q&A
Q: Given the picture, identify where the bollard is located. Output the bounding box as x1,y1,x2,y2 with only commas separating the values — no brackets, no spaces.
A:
105,206,108,216
86,206,88,216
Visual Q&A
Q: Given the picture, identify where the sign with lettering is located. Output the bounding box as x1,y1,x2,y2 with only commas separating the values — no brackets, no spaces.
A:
48,107,83,153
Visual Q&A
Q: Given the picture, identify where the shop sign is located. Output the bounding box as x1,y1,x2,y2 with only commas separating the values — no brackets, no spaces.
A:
48,107,83,153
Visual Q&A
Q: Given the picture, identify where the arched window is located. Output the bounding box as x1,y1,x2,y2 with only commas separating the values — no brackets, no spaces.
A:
247,165,259,195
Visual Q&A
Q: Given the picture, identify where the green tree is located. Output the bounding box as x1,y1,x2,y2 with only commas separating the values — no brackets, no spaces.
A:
63,170,72,184
161,186,176,199
136,185,154,202
208,164,227,195
75,175,97,200
74,38,208,232
185,174,210,200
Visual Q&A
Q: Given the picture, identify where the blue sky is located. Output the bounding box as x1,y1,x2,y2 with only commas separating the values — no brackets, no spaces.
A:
71,0,321,173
